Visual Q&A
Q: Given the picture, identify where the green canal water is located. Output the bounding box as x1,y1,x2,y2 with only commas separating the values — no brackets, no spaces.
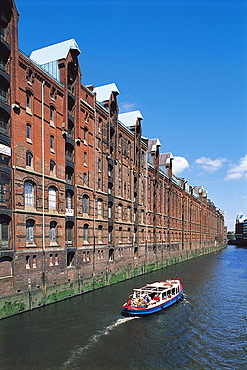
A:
0,245,246,370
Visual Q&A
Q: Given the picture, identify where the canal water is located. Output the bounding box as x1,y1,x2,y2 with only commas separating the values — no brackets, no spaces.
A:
0,245,246,370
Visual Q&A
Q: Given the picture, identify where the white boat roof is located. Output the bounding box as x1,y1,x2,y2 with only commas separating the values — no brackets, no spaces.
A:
134,280,179,293
119,110,143,127
93,83,120,103
30,38,81,65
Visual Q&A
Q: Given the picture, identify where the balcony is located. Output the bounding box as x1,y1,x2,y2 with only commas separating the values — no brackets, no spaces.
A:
0,29,10,53
0,119,8,135
0,90,8,104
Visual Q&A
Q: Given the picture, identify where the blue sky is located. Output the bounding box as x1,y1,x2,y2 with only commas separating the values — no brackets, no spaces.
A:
16,0,247,231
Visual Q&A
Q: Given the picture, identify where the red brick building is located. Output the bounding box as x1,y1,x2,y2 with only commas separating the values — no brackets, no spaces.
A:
0,0,226,317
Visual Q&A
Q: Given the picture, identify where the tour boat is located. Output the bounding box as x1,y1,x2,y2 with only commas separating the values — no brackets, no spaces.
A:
121,276,184,316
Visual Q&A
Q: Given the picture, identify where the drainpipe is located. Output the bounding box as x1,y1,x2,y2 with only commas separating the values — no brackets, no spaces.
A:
42,80,45,270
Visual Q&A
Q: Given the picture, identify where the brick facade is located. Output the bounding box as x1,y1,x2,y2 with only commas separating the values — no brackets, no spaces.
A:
0,0,226,317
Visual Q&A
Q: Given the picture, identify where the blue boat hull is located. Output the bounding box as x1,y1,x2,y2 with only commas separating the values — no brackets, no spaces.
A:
121,289,184,317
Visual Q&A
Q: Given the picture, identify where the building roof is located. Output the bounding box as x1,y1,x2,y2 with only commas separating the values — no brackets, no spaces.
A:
159,152,173,165
30,38,81,65
118,110,143,127
148,138,162,152
93,83,120,103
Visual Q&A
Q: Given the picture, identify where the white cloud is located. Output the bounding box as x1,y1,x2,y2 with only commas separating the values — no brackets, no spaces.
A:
225,154,247,180
119,102,137,113
195,157,227,172
172,156,189,175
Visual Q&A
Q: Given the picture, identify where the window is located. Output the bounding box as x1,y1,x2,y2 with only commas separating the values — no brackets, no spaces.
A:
0,216,9,249
66,190,73,210
118,204,122,220
49,253,53,266
26,151,33,167
98,225,102,243
97,199,103,217
26,123,31,140
127,206,131,222
108,202,113,219
48,187,56,210
55,253,59,265
27,69,32,84
32,255,37,268
50,135,54,151
50,160,56,175
83,128,87,143
26,91,32,111
98,158,101,171
24,181,34,207
98,177,101,190
109,248,114,261
108,226,113,244
26,219,34,243
98,118,102,133
83,224,88,243
26,256,30,269
0,173,10,204
66,166,74,184
50,221,57,243
83,172,88,186
84,152,87,166
67,251,75,267
65,143,74,161
50,87,55,100
66,221,74,245
50,106,55,123
82,194,89,214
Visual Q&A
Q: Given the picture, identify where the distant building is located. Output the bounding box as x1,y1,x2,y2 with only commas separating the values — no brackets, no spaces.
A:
235,214,247,243
0,0,226,318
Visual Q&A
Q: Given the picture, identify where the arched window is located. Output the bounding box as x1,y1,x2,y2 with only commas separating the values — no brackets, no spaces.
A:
50,160,56,175
66,221,74,245
83,224,89,243
82,194,89,214
127,206,131,222
50,135,55,151
97,198,103,217
24,181,34,207
83,172,88,186
108,202,113,219
66,190,73,211
118,204,122,220
48,186,56,210
0,172,10,204
108,226,113,244
26,90,32,111
98,225,102,243
67,251,75,267
50,106,55,123
0,215,10,249
66,166,74,184
65,143,74,161
26,219,35,243
109,248,114,261
50,221,57,243
26,123,31,140
26,151,33,167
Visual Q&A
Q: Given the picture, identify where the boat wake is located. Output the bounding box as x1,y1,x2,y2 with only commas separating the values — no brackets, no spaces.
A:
62,316,138,368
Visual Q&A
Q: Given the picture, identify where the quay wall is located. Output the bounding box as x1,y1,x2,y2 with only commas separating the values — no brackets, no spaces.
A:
0,242,226,320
